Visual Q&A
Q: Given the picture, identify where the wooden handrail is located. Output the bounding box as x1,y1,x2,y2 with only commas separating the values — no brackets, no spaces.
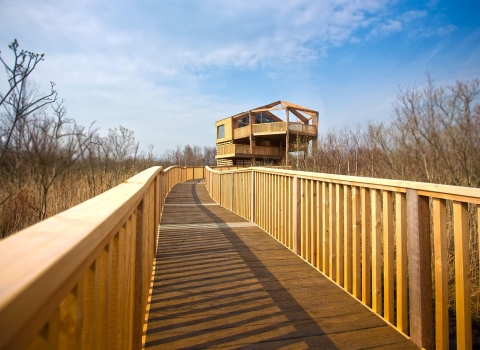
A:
216,144,282,157
205,166,476,350
0,166,205,350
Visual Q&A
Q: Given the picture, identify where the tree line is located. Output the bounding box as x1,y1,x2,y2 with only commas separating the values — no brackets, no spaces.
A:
292,74,480,189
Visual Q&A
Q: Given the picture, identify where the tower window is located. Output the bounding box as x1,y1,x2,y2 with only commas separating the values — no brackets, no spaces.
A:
217,124,225,139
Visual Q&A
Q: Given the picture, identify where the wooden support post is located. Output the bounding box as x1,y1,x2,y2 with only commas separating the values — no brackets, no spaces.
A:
286,109,290,165
251,171,255,222
453,201,472,350
132,202,144,350
433,198,449,350
249,111,255,165
396,192,408,333
322,182,330,273
343,185,352,292
218,175,221,205
383,191,394,323
329,183,336,279
406,189,434,350
336,184,344,285
293,176,301,255
352,186,361,299
231,173,234,211
371,189,382,315
361,187,371,307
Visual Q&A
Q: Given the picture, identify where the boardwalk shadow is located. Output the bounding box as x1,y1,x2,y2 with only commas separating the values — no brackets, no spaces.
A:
145,180,417,350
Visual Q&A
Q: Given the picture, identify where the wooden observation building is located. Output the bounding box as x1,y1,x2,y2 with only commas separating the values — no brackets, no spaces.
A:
215,101,318,166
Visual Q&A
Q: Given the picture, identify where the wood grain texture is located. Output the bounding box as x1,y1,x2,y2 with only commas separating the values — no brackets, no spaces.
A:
329,183,336,279
395,192,408,334
146,180,418,349
433,198,449,350
336,184,344,286
406,190,434,350
352,186,361,299
453,201,472,350
322,182,330,275
343,185,352,293
371,189,382,315
383,191,394,323
361,187,371,307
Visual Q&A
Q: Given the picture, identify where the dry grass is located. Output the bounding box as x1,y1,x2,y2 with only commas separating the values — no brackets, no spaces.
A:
0,162,148,239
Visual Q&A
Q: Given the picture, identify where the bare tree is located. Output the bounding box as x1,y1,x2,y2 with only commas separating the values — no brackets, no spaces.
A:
23,101,98,220
203,146,216,165
104,125,139,163
391,75,480,186
0,40,57,161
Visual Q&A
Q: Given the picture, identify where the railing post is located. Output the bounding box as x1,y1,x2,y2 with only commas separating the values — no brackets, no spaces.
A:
453,200,472,350
231,173,234,211
406,189,434,349
218,174,221,205
154,175,160,250
162,172,165,210
293,176,301,255
132,201,144,350
251,171,255,222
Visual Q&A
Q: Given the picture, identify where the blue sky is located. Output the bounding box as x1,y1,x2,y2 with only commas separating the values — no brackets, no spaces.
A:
0,0,479,154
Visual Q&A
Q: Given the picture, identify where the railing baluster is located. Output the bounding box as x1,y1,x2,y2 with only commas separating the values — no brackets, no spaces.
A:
371,188,382,315
293,176,301,255
329,183,336,279
361,187,371,307
301,179,307,259
433,198,449,350
81,264,95,349
395,192,408,333
311,180,317,266
94,246,109,349
453,201,472,350
352,186,361,299
344,185,352,293
322,182,329,274
383,190,394,323
116,225,126,349
59,286,79,349
336,184,344,286
315,181,322,271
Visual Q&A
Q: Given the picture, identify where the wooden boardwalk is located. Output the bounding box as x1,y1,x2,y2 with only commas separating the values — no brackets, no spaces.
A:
144,180,419,349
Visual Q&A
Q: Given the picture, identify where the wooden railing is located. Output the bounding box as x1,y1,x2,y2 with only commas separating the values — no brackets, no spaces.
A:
251,122,316,135
233,122,317,139
216,144,282,157
233,126,250,139
252,122,286,134
288,122,316,135
205,166,477,350
0,166,205,350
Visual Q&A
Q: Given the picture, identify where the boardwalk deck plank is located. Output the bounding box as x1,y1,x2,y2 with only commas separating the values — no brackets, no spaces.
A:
145,180,419,349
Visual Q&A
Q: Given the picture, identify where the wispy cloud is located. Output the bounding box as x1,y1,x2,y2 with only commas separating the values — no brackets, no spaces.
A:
409,24,457,38
368,19,403,38
400,10,428,22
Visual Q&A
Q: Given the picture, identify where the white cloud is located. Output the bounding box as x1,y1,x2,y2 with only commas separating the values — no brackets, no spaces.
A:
400,10,428,22
409,24,457,38
368,19,402,38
